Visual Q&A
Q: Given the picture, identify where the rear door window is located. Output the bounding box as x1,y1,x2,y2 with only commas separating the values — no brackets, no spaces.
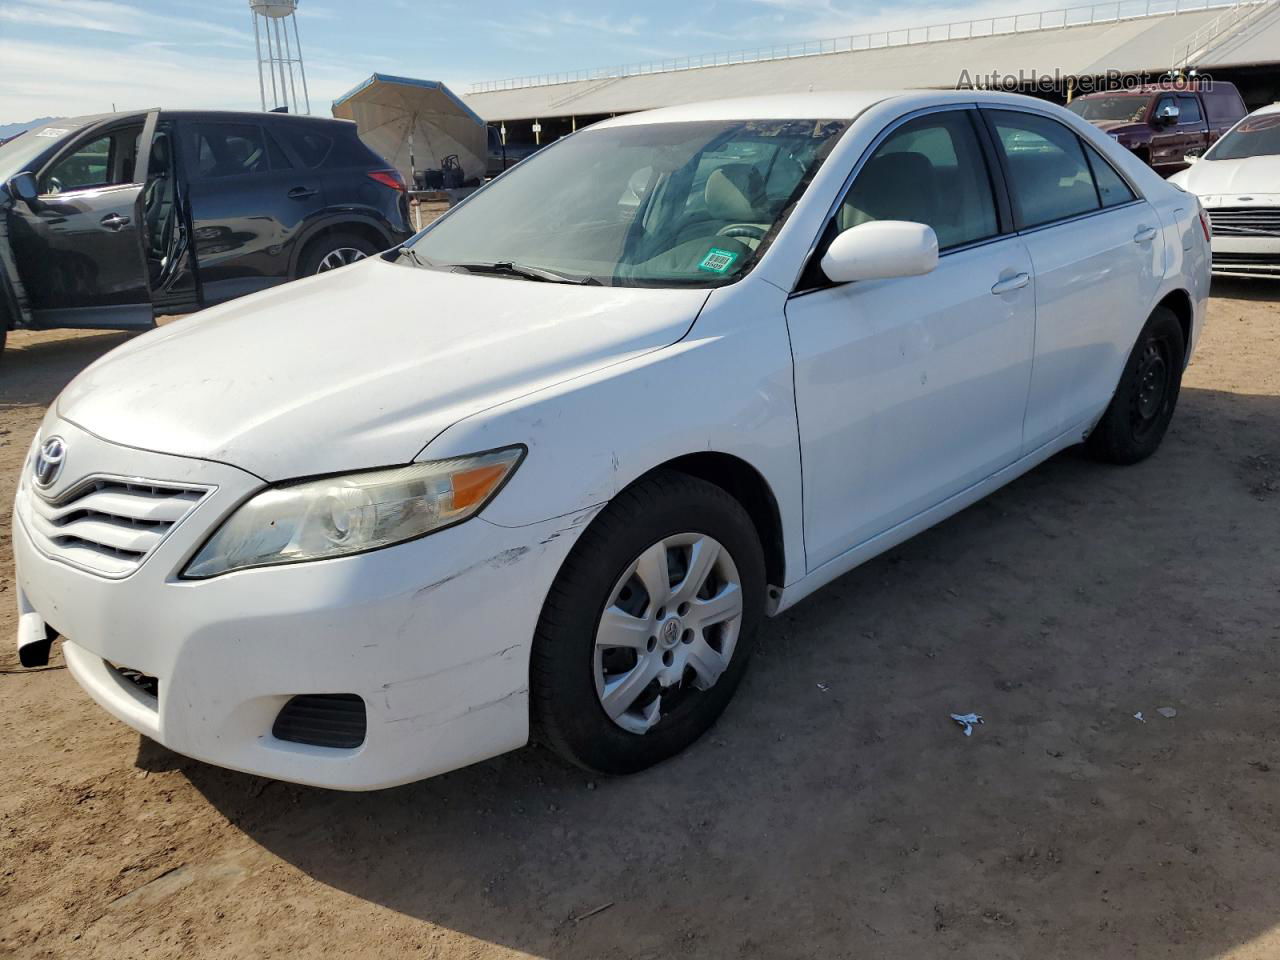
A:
190,123,275,179
278,128,333,168
1177,95,1203,125
986,110,1101,229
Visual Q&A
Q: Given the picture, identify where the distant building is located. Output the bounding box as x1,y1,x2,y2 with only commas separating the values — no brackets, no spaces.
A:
465,0,1280,144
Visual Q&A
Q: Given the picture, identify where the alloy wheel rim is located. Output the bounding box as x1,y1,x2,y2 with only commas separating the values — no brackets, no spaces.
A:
316,247,367,272
593,532,744,735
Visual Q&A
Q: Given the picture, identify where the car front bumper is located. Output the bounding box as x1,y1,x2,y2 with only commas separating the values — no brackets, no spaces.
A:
12,417,587,790
1209,234,1280,278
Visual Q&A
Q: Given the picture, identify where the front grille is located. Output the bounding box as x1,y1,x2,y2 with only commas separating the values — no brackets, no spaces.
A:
1208,207,1280,238
272,694,367,749
1212,252,1280,276
18,476,209,578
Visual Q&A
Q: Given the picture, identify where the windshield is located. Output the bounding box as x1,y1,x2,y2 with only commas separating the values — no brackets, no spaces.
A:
1066,97,1148,123
408,118,850,287
1206,112,1280,160
0,122,79,181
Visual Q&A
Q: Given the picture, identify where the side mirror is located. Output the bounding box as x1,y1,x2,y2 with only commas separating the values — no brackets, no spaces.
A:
820,220,939,284
1154,102,1180,126
1184,148,1202,164
6,171,39,205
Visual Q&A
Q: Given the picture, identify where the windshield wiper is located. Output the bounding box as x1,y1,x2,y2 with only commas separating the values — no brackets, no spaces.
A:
449,261,600,285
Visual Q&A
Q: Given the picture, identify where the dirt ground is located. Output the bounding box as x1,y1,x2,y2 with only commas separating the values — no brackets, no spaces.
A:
2,281,1279,960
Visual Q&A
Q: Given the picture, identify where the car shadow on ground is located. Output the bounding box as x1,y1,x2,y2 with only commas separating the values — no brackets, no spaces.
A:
169,384,1280,959
1211,276,1280,302
0,331,135,408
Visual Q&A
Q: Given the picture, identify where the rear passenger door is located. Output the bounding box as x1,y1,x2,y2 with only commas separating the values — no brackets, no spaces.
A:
1176,93,1210,159
982,108,1163,451
181,119,326,305
786,108,1037,569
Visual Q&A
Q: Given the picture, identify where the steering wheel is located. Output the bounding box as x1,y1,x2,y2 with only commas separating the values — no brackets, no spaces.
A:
45,176,63,195
716,223,768,241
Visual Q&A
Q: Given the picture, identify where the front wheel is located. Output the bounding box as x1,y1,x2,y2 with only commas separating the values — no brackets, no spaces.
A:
1088,305,1186,465
531,471,766,775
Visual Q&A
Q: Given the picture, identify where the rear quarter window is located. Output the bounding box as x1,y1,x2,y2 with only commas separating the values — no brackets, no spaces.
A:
325,132,380,168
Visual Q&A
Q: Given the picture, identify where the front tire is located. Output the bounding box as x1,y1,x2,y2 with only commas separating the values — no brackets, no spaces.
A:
531,470,766,775
1088,305,1186,465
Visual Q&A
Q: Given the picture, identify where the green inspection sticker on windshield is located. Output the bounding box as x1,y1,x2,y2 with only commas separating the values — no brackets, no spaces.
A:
698,247,740,274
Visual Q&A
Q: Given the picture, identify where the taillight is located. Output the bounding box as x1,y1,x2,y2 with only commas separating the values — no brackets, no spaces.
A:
1198,207,1212,242
367,169,406,192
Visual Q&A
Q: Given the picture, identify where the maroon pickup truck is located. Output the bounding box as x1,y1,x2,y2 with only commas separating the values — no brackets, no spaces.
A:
1066,82,1247,174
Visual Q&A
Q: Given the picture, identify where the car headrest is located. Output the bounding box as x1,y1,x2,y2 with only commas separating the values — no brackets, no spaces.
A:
850,152,939,225
705,164,766,222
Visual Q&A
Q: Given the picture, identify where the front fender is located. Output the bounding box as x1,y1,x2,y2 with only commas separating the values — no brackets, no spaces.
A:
420,278,808,586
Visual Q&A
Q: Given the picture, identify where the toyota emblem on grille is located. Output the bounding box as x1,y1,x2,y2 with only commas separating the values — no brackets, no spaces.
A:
33,436,66,488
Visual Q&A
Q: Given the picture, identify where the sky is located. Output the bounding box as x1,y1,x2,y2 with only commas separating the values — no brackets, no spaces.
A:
0,0,1062,125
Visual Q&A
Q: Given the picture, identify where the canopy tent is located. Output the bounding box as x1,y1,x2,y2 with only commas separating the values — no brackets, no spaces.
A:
332,74,486,186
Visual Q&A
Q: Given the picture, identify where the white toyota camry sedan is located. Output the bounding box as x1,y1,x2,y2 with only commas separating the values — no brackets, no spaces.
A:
13,90,1210,789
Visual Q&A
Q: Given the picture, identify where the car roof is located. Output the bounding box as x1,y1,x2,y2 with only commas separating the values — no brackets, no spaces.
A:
1076,81,1237,100
595,89,1059,127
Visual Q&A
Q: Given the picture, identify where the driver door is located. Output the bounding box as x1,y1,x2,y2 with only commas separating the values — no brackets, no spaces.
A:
8,111,158,329
785,108,1036,570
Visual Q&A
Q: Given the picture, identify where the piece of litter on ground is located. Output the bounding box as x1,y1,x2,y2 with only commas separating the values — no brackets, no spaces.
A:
572,902,614,923
1157,706,1177,719
816,682,829,692
1134,712,1146,723
950,712,984,736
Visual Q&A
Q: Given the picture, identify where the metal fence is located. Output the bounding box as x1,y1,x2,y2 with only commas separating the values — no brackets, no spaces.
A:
469,0,1265,94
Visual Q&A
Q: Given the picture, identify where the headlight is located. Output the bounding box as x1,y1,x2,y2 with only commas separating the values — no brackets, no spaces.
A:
183,447,524,578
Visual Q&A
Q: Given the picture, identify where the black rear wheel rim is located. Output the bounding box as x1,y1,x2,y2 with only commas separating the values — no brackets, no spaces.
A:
1130,334,1174,438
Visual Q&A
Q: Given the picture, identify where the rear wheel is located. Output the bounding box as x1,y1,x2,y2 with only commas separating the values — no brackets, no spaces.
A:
1088,305,1186,464
298,232,379,277
531,471,766,775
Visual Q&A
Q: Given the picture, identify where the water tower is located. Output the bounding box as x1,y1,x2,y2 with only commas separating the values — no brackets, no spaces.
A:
250,0,310,114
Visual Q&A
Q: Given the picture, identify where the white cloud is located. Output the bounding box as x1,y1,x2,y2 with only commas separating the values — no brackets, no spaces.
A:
0,35,372,119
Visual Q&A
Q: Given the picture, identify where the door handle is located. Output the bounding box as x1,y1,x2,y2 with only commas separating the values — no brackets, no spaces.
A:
1134,226,1158,243
990,273,1030,295
287,186,317,200
100,213,130,231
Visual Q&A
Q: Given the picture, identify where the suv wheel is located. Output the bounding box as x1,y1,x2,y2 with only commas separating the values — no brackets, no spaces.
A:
531,470,766,775
1088,305,1186,464
299,232,379,277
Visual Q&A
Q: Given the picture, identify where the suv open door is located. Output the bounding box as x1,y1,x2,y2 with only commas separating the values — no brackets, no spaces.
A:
6,111,159,329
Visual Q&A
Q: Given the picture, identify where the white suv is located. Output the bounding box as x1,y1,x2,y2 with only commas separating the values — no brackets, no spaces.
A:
12,90,1210,789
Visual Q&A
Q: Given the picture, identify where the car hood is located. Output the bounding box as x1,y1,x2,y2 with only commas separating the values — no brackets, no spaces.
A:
1176,155,1280,199
1089,120,1142,136
57,257,709,480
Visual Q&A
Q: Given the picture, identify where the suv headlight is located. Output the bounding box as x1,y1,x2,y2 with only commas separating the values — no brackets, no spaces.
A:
183,447,524,578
